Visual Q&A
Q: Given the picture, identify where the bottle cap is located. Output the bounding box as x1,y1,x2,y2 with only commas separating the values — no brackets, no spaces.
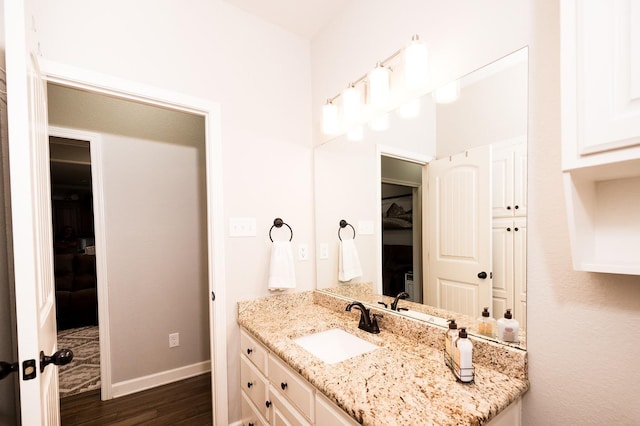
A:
482,307,490,317
458,327,468,338
448,319,457,329
504,309,512,319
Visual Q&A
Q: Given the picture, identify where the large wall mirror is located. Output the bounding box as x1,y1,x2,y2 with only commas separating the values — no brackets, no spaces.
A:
314,47,528,349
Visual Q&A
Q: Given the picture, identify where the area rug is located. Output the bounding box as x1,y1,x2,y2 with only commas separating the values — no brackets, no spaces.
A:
57,325,100,398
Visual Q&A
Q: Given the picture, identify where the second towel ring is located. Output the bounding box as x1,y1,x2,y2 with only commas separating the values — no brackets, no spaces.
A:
269,218,293,242
338,220,356,241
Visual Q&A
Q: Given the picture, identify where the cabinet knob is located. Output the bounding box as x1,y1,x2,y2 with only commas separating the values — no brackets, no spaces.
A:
265,400,272,408
246,348,253,355
514,227,519,231
281,382,288,390
507,206,511,210
248,423,255,426
514,205,519,210
507,227,511,232
247,381,253,389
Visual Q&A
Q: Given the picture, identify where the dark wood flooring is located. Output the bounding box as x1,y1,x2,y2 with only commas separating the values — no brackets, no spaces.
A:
60,373,212,425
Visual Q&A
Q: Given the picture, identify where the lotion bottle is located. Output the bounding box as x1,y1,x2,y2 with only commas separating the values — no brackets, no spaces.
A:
445,319,458,367
477,307,497,338
497,309,519,342
454,327,473,383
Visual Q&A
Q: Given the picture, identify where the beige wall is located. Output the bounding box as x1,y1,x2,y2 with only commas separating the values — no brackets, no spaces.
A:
28,0,315,420
47,84,209,383
311,0,640,424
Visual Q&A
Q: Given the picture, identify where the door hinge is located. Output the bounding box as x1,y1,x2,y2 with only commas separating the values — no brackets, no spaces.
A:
211,291,216,302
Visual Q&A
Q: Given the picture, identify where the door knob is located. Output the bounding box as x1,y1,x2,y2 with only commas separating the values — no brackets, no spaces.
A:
0,361,19,381
39,349,73,373
477,271,488,279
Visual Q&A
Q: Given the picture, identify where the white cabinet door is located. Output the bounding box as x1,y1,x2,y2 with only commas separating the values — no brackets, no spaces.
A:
492,218,526,327
492,137,527,218
562,0,640,166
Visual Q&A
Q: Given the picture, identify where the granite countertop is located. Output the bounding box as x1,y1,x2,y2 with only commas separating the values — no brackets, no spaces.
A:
238,291,529,426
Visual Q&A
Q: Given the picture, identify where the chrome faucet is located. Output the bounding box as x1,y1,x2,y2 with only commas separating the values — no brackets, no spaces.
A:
345,301,381,334
390,291,410,311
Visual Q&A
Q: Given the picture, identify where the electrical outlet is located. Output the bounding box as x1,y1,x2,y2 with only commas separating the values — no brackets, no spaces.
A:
298,244,309,261
319,243,329,260
169,333,179,348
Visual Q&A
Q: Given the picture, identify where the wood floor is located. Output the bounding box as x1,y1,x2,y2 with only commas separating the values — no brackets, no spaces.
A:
60,373,212,425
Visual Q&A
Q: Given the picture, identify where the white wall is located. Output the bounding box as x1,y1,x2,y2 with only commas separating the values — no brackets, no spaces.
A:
311,0,640,424
29,0,314,421
47,84,210,383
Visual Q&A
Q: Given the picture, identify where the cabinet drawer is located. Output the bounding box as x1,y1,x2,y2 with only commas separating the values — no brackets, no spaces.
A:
241,329,269,375
315,393,358,426
268,354,314,421
269,384,312,426
240,355,270,419
241,390,269,426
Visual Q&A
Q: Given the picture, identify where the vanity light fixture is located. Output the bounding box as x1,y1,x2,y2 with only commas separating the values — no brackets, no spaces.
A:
404,34,429,89
322,99,339,135
320,34,429,136
368,62,391,108
433,80,460,103
342,83,362,126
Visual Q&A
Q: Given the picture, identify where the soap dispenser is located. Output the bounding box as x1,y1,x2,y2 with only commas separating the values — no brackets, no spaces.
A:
477,307,497,338
445,319,458,367
454,327,474,383
497,309,519,343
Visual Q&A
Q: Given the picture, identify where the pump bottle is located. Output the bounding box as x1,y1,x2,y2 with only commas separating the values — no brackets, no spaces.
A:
454,327,474,383
477,307,497,338
497,308,519,342
445,319,458,367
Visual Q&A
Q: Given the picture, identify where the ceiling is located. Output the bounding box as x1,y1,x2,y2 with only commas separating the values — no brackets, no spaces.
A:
221,0,350,39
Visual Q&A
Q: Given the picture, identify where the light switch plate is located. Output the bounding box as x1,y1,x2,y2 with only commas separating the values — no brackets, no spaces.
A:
229,217,256,237
319,243,329,260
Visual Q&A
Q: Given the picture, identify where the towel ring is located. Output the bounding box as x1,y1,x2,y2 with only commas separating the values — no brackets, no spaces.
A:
269,218,293,242
338,219,356,241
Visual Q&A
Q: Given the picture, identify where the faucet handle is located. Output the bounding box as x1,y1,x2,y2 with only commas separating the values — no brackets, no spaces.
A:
371,313,383,334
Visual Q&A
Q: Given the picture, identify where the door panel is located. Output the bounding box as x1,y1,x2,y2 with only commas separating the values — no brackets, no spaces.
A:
5,0,60,423
426,145,492,319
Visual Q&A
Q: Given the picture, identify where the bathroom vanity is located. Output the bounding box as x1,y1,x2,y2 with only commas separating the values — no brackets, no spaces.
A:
238,291,528,425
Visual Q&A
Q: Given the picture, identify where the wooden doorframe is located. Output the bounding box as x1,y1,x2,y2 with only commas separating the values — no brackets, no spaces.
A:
40,60,229,424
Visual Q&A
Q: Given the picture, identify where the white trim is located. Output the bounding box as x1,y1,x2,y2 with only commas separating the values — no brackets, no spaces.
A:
48,126,113,401
111,361,211,398
40,60,229,425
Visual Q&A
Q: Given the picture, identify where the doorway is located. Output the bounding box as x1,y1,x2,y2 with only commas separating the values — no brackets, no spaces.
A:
380,155,423,303
49,136,101,398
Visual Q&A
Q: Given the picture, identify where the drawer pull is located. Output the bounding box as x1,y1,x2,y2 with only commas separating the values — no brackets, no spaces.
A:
265,400,272,408
280,382,288,390
247,381,253,389
246,348,253,355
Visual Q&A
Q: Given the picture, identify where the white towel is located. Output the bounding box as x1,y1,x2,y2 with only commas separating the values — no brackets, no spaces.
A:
338,238,362,282
268,241,296,290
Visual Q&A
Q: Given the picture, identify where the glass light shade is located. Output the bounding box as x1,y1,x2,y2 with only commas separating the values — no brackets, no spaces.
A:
342,85,362,126
368,64,390,107
368,114,389,131
404,37,429,89
346,125,363,141
433,80,460,103
396,98,421,119
322,101,339,135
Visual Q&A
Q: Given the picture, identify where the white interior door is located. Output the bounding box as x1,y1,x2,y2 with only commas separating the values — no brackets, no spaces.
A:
5,1,64,423
425,145,492,318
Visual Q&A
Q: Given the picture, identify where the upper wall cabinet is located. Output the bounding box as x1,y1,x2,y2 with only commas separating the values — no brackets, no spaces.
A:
561,0,640,274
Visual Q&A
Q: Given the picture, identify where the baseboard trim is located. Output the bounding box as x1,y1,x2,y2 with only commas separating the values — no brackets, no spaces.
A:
111,361,211,398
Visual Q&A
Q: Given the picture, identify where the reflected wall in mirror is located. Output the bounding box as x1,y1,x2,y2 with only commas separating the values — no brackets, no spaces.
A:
314,47,528,349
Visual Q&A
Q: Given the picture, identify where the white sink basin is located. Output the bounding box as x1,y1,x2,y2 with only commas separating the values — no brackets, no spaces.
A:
293,328,379,364
402,310,449,327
